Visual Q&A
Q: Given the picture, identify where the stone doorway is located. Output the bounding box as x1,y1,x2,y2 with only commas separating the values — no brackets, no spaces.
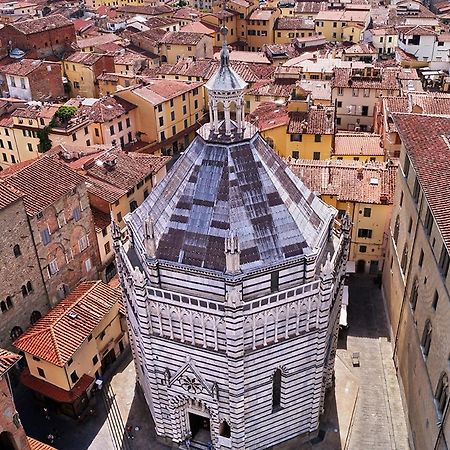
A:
189,412,211,443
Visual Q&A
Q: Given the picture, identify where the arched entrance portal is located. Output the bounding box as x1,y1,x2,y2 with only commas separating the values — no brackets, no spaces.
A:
0,431,17,450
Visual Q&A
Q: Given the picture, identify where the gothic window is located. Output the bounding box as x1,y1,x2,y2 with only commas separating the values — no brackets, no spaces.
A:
21,285,28,297
30,311,41,325
219,420,231,438
0,302,7,313
26,281,33,293
272,368,282,411
10,326,23,340
13,244,21,257
401,243,408,274
421,320,432,358
5,296,12,309
393,215,400,245
436,373,449,416
410,278,418,311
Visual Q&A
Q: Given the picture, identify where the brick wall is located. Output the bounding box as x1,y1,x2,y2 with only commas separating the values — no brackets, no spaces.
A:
0,198,50,349
30,62,65,102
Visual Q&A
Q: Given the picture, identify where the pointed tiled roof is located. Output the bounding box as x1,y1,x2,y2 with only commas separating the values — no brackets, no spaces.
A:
127,132,334,272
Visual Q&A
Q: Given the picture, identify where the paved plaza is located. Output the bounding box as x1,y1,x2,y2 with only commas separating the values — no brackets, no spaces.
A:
16,274,411,450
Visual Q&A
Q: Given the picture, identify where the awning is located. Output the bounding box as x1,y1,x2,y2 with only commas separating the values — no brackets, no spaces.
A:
21,368,94,404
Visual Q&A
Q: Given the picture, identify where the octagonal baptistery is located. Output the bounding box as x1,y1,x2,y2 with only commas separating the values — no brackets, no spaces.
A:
114,34,350,450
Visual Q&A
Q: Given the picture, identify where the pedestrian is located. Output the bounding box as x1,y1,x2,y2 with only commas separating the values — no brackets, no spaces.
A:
47,434,54,444
186,438,191,449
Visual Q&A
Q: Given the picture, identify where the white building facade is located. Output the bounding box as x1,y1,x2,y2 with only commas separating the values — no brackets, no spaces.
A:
115,30,350,450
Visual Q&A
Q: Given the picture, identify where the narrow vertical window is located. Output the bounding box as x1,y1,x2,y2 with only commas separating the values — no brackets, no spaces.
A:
272,368,282,411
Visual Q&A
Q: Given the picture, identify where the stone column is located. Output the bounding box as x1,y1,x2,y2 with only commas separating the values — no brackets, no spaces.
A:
224,103,231,135
213,101,219,132
236,105,242,133
209,100,214,131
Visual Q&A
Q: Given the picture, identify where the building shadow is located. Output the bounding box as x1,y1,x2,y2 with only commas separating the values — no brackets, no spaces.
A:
344,273,391,341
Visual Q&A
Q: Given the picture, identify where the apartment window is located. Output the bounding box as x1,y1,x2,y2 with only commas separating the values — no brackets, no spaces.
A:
7,141,12,150
118,121,123,132
432,290,439,310
292,151,299,159
436,373,449,417
363,208,371,217
37,367,46,378
424,207,433,235
418,249,424,267
110,125,114,135
157,105,163,113
363,88,370,97
172,125,176,136
104,241,111,255
194,100,198,109
48,259,59,276
314,134,321,143
70,371,79,383
129,200,138,212
27,143,33,152
72,207,81,222
72,133,77,142
290,134,302,142
184,119,188,129
92,355,99,365
337,101,342,108
159,117,164,127
95,128,100,137
358,228,372,238
313,152,320,160
85,258,92,272
421,320,432,358
40,228,50,245
438,245,450,278
182,105,187,115
401,243,408,273
359,245,367,253
412,178,420,203
79,235,89,252
393,215,400,244
333,21,337,27
362,106,369,116
169,99,174,108
117,212,122,223
126,118,131,128
403,154,410,177
84,126,88,135
160,131,165,141
338,87,343,96
193,88,199,96
410,278,419,310
67,357,73,366
272,369,282,411
13,244,21,257
9,76,16,87
352,88,359,97
171,111,175,121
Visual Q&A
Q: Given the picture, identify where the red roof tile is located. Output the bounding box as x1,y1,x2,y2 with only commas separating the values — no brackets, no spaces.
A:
247,102,289,131
393,114,450,249
160,31,207,45
8,14,72,34
14,281,122,366
289,159,397,204
288,106,335,135
0,59,45,76
334,132,383,156
0,348,21,377
27,437,56,450
0,156,85,216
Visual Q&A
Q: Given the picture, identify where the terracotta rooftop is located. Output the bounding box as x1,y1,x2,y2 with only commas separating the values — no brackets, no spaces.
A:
0,156,84,216
11,104,59,120
159,31,207,45
114,50,146,65
246,78,297,98
0,180,22,210
117,4,173,15
315,9,368,22
52,145,170,203
246,101,289,131
171,6,201,19
77,33,120,49
248,8,276,21
27,437,56,450
295,1,327,14
275,17,315,30
0,58,46,76
70,96,137,123
398,25,438,36
332,67,400,90
14,281,121,366
180,21,218,34
384,93,450,116
145,16,178,28
334,132,383,156
65,51,106,65
288,106,335,135
131,78,203,105
7,13,72,34
0,348,21,377
289,159,397,205
343,42,377,55
393,114,450,249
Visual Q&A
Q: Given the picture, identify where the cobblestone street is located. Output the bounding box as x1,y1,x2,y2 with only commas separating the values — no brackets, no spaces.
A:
341,274,410,450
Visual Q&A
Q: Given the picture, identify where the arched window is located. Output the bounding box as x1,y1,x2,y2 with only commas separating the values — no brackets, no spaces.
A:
0,302,7,313
272,368,282,411
436,373,449,416
26,281,33,293
10,326,23,341
393,215,400,245
5,296,12,309
401,243,408,273
410,278,418,311
30,311,41,325
21,285,27,297
13,244,21,257
219,420,231,438
421,320,432,358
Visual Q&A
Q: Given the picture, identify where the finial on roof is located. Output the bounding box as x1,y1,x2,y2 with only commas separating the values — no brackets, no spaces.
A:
220,25,229,68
